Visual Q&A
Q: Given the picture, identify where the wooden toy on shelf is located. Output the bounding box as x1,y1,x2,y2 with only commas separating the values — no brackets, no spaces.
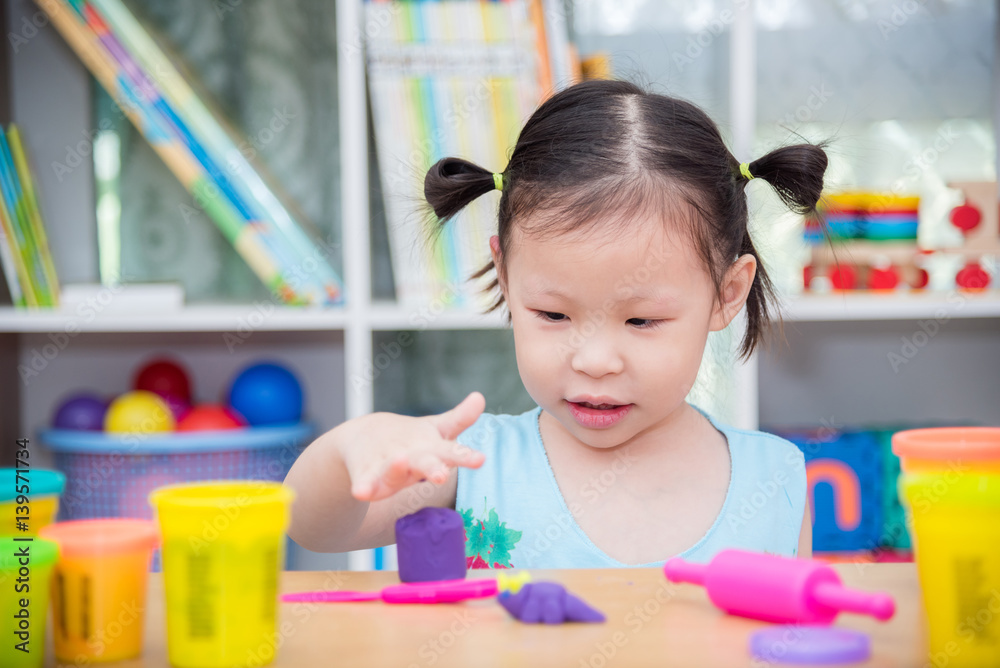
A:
803,184,998,292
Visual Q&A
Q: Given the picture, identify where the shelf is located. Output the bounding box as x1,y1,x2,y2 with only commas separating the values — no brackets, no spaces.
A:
779,292,1000,322
367,302,508,330
0,292,996,333
0,302,504,333
0,305,350,333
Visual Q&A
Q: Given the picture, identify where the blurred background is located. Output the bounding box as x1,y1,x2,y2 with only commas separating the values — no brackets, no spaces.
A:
0,0,997,569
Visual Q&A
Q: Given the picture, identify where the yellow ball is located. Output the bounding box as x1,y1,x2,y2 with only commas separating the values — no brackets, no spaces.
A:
104,390,176,434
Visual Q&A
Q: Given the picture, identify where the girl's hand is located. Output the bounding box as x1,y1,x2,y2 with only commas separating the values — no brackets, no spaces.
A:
341,392,487,502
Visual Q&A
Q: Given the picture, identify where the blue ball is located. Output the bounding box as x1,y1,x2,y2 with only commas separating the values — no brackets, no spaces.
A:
227,362,303,426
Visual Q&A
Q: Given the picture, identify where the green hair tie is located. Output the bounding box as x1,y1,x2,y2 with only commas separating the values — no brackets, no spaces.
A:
739,162,755,181
493,172,504,192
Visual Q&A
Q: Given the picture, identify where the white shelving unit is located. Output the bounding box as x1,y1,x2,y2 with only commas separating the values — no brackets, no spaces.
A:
2,0,998,571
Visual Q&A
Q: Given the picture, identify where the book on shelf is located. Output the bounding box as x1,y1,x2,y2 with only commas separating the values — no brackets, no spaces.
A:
36,0,344,306
0,124,60,308
365,0,578,309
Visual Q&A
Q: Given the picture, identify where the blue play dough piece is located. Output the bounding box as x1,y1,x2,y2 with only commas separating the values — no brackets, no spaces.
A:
750,626,871,664
497,582,605,624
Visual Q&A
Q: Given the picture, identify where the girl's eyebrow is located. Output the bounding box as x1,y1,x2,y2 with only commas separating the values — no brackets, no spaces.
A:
527,286,679,306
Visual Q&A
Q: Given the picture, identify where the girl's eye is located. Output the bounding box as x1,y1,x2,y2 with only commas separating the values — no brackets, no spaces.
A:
627,318,663,330
536,311,568,323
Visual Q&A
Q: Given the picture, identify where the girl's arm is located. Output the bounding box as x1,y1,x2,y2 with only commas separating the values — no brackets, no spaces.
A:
284,392,486,553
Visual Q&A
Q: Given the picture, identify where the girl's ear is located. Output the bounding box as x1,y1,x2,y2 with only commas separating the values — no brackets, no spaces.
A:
489,235,508,295
709,254,757,332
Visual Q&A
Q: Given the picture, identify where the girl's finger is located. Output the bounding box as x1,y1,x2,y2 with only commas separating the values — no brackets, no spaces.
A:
407,452,450,484
352,456,407,501
435,443,485,469
372,455,414,497
431,392,486,440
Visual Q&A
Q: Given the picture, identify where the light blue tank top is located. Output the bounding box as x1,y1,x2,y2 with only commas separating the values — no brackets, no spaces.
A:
455,405,806,569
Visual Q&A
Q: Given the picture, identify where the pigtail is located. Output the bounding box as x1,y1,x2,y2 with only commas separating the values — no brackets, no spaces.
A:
737,227,777,361
736,142,828,358
424,157,499,222
424,156,509,314
745,143,828,215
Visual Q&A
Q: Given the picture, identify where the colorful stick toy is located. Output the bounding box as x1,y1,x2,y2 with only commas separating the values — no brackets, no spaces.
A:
665,549,895,625
281,578,498,605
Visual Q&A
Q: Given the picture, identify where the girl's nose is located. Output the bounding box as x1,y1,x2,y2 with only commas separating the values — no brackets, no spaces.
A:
569,331,625,378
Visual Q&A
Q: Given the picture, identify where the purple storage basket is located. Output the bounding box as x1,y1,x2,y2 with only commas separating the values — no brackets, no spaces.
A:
40,424,312,521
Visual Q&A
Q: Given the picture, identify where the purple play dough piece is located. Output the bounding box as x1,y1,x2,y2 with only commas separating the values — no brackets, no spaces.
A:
497,582,606,624
395,507,467,583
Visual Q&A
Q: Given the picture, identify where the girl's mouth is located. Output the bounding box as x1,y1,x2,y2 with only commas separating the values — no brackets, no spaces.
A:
567,401,632,428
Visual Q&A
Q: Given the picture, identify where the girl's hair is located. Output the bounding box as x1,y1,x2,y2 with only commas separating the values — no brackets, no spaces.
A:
424,79,827,359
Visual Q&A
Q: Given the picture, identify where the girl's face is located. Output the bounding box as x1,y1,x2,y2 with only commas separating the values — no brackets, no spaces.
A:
493,215,754,450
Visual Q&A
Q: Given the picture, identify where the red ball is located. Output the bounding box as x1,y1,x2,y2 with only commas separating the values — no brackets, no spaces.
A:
867,265,899,290
950,204,981,233
829,264,857,290
176,404,247,432
135,358,192,403
956,262,990,291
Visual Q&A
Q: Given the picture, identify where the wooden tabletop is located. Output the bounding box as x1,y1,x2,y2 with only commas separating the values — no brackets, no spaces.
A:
47,563,924,667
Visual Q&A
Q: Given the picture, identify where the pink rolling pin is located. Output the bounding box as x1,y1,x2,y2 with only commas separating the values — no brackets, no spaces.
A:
664,549,895,625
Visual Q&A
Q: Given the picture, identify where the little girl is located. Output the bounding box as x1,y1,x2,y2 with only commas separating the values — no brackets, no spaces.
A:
286,79,827,567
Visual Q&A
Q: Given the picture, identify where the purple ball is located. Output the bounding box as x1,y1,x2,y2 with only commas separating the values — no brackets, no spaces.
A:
395,507,467,583
53,393,108,431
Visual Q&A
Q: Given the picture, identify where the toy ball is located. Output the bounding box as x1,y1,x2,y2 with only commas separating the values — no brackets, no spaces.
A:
177,404,247,432
52,393,108,431
227,362,303,426
161,394,192,422
104,391,176,434
135,358,192,403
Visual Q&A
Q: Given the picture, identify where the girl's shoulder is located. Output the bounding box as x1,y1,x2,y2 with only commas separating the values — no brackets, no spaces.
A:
695,405,805,469
720,422,806,465
456,406,543,453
